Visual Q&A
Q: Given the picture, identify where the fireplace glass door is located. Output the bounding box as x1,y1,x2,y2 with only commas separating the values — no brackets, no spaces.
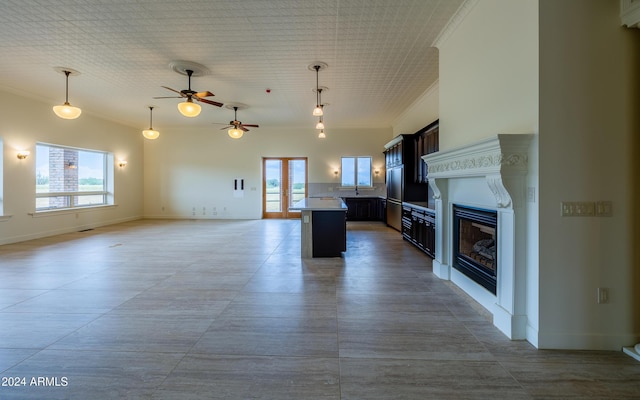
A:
453,205,498,294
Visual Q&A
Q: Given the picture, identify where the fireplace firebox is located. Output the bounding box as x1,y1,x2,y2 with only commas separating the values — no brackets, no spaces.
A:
453,205,498,294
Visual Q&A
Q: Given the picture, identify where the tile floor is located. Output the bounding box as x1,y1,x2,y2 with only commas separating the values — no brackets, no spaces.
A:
0,219,638,399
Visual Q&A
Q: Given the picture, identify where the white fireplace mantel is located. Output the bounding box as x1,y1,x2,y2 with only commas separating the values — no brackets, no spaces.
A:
423,134,533,340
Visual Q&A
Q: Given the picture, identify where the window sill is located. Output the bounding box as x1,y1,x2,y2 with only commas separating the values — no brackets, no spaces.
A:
29,204,118,218
0,215,12,222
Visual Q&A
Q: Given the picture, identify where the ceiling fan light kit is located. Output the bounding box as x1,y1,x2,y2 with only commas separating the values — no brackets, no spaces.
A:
228,127,244,139
177,99,201,117
221,104,259,139
154,62,222,119
142,106,160,140
53,68,82,119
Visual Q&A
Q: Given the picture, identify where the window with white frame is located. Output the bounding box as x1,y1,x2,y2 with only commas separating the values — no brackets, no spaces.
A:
35,143,112,211
341,156,373,187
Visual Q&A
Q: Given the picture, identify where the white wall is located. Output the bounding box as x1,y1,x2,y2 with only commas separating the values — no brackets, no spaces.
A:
403,0,541,346
0,90,143,245
392,81,440,137
538,0,640,349
438,0,539,150
143,126,391,219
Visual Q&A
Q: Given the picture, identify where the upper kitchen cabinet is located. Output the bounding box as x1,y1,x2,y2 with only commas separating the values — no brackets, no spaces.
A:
383,134,417,178
383,134,429,203
384,135,407,168
414,120,439,184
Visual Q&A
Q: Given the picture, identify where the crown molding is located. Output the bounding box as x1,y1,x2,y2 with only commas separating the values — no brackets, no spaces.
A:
621,0,640,28
432,0,479,48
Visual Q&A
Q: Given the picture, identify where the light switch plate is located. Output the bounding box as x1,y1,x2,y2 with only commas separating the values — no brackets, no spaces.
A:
561,201,595,216
561,202,575,216
596,201,612,217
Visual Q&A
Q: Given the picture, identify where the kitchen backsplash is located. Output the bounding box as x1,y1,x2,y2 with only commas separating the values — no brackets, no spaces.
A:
308,183,386,198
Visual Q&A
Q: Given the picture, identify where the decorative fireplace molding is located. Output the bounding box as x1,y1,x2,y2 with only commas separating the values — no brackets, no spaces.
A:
423,134,533,340
426,134,531,208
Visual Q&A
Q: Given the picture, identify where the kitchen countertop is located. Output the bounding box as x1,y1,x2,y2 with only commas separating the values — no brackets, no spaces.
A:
290,197,348,211
341,195,386,199
402,201,435,212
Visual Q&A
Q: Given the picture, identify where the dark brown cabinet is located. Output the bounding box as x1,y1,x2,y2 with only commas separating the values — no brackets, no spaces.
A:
384,121,438,232
343,197,385,221
401,203,435,258
414,120,439,184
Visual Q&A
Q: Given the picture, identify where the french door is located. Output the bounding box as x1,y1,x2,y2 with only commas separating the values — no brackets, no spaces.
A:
262,157,307,219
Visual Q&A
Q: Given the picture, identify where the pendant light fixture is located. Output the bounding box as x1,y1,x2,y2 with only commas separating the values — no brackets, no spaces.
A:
312,65,324,116
52,68,82,119
142,106,160,140
318,129,326,139
315,116,325,130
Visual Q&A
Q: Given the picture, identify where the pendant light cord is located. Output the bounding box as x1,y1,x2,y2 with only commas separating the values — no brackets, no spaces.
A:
64,70,71,103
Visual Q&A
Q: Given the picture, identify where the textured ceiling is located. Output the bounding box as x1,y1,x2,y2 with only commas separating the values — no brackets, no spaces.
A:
0,0,464,130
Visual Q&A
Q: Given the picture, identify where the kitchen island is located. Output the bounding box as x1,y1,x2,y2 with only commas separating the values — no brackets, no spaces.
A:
289,197,347,258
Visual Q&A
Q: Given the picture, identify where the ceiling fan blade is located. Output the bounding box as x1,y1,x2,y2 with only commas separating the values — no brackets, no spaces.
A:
197,97,223,107
161,86,185,96
219,125,232,130
241,124,259,128
153,96,183,99
239,126,249,132
195,91,214,98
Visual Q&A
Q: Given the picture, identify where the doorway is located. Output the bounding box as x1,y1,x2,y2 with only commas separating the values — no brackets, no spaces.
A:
262,157,308,219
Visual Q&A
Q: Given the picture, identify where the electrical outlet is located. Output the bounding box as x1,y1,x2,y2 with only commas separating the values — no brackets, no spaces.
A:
597,287,609,304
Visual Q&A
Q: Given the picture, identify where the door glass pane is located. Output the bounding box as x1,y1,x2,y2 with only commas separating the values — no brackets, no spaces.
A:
265,159,282,212
289,159,306,207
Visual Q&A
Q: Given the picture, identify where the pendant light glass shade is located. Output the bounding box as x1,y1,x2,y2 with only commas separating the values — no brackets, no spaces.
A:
316,116,325,130
142,106,160,140
177,99,201,117
313,104,324,117
142,129,160,140
318,129,326,139
228,127,244,139
53,70,81,119
53,103,82,119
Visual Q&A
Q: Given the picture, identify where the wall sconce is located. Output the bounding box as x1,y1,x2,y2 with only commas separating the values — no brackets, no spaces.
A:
67,161,77,169
17,151,30,160
374,169,380,176
118,160,128,168
334,170,339,176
